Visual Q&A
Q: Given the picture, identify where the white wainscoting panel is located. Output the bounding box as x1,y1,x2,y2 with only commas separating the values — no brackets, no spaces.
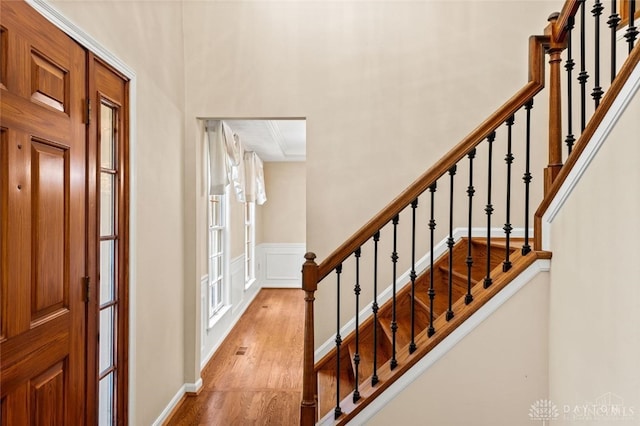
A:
257,243,306,288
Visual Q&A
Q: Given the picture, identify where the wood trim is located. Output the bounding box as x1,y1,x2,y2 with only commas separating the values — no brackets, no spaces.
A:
545,12,568,192
301,253,319,425
87,55,130,426
534,43,640,251
620,0,640,26
119,61,131,426
316,35,549,281
86,51,99,426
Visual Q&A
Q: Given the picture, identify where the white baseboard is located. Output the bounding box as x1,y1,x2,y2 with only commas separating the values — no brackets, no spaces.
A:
314,227,529,362
257,243,306,288
318,258,551,426
185,378,203,394
151,378,202,426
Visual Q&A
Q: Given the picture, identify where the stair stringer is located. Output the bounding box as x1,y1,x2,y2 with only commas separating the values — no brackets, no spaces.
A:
318,257,550,426
314,227,531,363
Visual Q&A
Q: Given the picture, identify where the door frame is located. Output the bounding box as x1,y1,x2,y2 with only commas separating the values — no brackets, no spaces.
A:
24,0,138,423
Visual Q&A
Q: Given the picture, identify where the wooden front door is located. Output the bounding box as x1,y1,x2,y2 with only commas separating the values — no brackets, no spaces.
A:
1,2,88,424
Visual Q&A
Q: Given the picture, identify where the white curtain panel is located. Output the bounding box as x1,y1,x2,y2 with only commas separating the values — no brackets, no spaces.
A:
228,132,246,203
244,151,267,205
206,120,246,201
206,121,228,195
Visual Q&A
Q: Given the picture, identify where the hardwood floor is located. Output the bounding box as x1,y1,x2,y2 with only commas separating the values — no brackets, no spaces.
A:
167,289,304,425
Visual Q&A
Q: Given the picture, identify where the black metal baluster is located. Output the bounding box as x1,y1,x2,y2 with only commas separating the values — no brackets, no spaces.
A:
608,1,621,83
484,131,496,289
371,231,380,386
465,149,476,305
579,0,590,132
522,99,534,256
446,166,456,321
593,1,605,108
390,215,399,370
565,16,576,154
352,248,361,403
334,264,343,419
427,183,437,337
503,116,514,272
627,0,638,53
409,199,418,354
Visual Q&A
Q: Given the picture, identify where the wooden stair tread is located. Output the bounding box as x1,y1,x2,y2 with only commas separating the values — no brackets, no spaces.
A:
437,265,470,291
470,237,525,251
318,367,353,420
379,293,430,349
347,324,391,386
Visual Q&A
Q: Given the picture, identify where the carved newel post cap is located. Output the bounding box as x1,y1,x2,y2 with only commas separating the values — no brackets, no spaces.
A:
304,252,317,262
548,11,560,22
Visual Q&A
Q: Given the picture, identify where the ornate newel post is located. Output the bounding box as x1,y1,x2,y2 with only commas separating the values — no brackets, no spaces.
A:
300,252,319,426
544,11,567,193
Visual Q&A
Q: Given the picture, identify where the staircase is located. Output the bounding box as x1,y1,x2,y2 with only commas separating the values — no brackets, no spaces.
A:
300,0,640,424
314,238,551,423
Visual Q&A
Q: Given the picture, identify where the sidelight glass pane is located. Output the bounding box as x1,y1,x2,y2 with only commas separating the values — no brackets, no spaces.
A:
99,372,114,426
211,231,222,255
211,256,219,280
210,198,218,226
100,240,115,304
100,173,114,236
100,104,115,170
99,307,114,374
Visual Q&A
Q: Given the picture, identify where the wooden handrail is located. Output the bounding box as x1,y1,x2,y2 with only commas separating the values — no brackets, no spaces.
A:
553,0,582,42
316,34,550,281
534,42,640,250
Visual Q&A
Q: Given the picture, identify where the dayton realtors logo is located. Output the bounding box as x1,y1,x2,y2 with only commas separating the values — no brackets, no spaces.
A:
529,393,636,423
563,392,636,421
529,399,560,425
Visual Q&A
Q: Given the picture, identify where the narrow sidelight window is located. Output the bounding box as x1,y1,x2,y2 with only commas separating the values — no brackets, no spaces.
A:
98,101,119,426
244,201,256,287
208,193,226,318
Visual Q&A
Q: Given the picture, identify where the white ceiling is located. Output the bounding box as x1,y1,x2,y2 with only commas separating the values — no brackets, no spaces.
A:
223,119,306,162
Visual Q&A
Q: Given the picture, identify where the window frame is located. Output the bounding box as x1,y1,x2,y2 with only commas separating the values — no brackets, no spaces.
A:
244,201,256,288
208,191,227,321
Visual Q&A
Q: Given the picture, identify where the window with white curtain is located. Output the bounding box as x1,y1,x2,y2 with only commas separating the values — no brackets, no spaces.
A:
208,192,226,318
244,201,256,287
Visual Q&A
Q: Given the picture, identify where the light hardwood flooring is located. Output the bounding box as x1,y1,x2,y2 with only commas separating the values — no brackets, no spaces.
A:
167,289,304,425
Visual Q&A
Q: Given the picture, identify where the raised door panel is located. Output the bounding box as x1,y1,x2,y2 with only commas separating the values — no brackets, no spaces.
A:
30,140,69,322
30,360,67,425
0,127,6,343
30,51,68,112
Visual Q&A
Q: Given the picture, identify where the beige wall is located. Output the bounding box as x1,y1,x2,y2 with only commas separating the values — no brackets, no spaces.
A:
368,271,550,426
180,0,554,347
548,88,640,421
50,2,186,424
262,162,306,244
